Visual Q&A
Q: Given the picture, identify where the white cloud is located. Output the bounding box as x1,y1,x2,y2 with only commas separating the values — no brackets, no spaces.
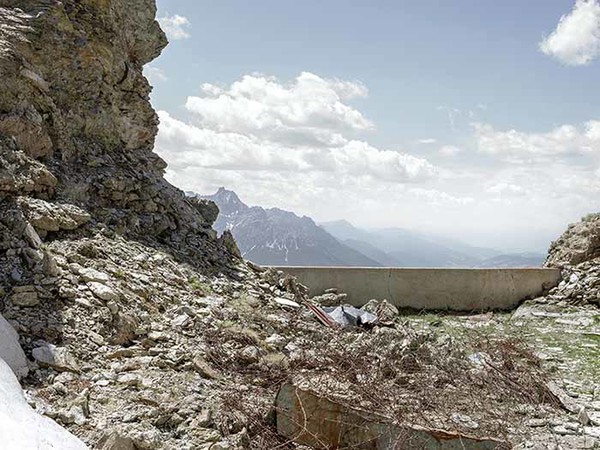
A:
485,183,528,197
153,73,456,232
143,65,168,84
153,71,600,251
473,121,600,162
408,187,474,205
157,111,436,182
438,145,462,157
539,0,600,66
185,72,372,147
416,138,437,145
158,14,191,40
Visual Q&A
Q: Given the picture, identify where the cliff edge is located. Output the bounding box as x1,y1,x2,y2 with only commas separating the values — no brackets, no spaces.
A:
0,0,234,284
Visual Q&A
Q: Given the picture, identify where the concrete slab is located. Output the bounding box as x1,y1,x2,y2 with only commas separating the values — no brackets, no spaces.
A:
276,381,508,449
272,267,562,311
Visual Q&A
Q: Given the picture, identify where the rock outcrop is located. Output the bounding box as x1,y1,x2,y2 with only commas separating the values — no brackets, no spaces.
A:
0,0,237,299
546,213,600,267
0,313,28,378
544,214,600,306
0,1,239,447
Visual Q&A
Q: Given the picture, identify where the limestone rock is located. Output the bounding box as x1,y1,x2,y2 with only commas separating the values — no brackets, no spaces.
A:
79,268,110,283
193,356,220,380
362,298,399,323
88,282,119,302
97,432,137,450
10,286,39,307
311,292,347,307
19,198,91,233
276,380,507,449
22,223,42,249
32,342,79,372
546,213,600,267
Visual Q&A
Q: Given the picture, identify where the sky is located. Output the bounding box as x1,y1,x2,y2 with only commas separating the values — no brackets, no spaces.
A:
148,0,600,252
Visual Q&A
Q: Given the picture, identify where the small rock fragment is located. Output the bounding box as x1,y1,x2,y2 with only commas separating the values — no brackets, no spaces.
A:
88,282,119,301
10,286,39,307
32,342,79,372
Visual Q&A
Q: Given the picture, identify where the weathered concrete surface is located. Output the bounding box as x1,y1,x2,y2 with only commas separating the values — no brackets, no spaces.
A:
276,381,508,449
274,267,562,310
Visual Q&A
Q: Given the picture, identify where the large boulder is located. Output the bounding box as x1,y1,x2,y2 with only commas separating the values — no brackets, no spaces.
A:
0,358,88,449
0,313,28,379
276,380,507,449
546,214,600,267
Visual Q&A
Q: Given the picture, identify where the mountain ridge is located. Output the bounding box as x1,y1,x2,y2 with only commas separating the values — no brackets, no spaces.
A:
196,189,545,268
195,188,381,266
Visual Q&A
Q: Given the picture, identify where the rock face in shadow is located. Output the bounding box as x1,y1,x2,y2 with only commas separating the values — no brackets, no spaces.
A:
0,3,239,446
546,214,600,267
0,0,237,317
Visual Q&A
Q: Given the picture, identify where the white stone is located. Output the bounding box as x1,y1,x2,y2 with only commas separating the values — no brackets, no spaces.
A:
32,342,79,372
171,314,191,328
584,426,600,439
578,406,590,426
0,358,87,449
79,268,110,283
0,314,28,379
265,334,287,349
274,297,300,308
88,282,119,301
569,274,579,284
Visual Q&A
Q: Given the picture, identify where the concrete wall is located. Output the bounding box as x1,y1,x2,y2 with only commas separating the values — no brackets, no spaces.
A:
273,267,562,311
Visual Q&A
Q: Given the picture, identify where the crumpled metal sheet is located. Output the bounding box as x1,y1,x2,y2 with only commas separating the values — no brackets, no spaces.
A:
321,305,378,329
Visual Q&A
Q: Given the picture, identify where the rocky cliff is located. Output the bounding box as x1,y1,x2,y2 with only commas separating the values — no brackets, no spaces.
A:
543,213,600,307
546,213,600,267
0,1,244,447
0,0,234,279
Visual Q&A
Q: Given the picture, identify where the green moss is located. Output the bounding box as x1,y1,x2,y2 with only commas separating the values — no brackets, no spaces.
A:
397,308,599,394
188,277,211,295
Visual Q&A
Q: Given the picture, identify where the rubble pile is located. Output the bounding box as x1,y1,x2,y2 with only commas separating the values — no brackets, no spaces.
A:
546,213,600,267
0,226,582,448
543,260,600,306
544,213,600,307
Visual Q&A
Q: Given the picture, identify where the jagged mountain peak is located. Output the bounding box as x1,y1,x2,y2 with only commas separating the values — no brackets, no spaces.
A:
203,187,249,216
193,188,380,266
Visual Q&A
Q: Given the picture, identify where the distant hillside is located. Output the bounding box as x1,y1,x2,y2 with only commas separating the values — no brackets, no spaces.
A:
194,188,381,266
475,253,545,268
321,220,480,267
191,190,545,268
321,220,544,268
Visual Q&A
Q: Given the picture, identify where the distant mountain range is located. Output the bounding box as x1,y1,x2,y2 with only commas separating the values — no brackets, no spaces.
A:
191,188,545,268
196,188,379,266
